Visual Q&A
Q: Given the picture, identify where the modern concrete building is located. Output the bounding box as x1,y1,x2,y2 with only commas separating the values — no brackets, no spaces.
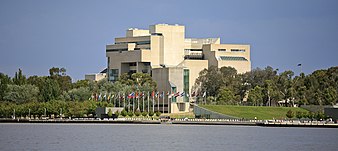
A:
106,24,251,113
85,68,107,81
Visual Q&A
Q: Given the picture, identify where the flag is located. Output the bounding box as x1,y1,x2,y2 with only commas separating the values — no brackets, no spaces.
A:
155,91,159,97
103,93,107,101
202,92,206,97
191,91,196,97
152,91,155,97
297,64,302,66
128,92,135,99
160,91,164,98
107,93,111,101
174,92,180,97
98,93,102,101
136,91,138,98
94,93,98,101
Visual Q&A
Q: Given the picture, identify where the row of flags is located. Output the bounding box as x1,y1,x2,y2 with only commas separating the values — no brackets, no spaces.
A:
90,91,207,101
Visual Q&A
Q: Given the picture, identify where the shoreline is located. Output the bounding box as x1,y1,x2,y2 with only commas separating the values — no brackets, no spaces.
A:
1,118,337,128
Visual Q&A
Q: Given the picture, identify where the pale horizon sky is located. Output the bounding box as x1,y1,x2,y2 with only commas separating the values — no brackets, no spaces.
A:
1,0,338,81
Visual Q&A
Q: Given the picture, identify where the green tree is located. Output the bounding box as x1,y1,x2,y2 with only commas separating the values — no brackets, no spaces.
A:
107,109,113,118
49,67,72,91
40,78,61,102
248,86,264,106
0,73,12,100
276,70,295,107
118,73,157,91
4,84,39,103
323,87,337,105
66,87,91,101
12,69,26,85
83,100,97,116
73,80,89,88
216,88,238,105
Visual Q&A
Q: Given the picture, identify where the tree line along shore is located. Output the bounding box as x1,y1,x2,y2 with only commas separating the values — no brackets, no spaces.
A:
1,66,337,119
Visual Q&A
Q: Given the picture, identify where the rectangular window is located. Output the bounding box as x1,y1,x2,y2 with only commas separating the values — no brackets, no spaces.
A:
183,69,189,102
219,56,248,61
230,49,245,52
178,103,185,111
218,49,226,51
106,49,128,52
135,41,150,45
109,69,119,82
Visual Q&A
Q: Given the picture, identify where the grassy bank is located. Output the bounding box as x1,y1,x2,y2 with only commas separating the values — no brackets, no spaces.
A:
200,105,308,120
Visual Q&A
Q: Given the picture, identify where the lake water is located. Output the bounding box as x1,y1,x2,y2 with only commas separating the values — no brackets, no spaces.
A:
0,123,337,151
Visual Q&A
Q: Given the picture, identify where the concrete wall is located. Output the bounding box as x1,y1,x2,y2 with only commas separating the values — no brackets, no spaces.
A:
324,108,338,121
126,29,150,37
203,44,251,74
150,24,185,66
193,105,237,119
85,73,106,81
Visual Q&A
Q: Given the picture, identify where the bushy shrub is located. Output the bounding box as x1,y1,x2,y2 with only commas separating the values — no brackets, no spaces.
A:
127,111,134,117
155,111,161,117
142,111,148,117
121,109,127,117
134,110,141,117
148,111,154,117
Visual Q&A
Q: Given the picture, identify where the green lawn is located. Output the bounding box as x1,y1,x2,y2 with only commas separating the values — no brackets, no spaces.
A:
200,105,308,120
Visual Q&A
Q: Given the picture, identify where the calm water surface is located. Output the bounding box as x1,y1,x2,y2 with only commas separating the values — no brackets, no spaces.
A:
0,123,337,151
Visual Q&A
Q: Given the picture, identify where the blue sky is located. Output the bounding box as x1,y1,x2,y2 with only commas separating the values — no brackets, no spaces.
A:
1,0,338,81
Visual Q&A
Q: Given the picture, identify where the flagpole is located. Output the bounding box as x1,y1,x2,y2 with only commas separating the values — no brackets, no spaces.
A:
118,92,120,107
152,92,154,113
137,91,140,110
162,91,164,114
128,98,131,112
157,92,159,112
123,93,126,109
133,95,135,113
109,93,111,104
148,91,150,113
142,91,144,112
168,91,171,114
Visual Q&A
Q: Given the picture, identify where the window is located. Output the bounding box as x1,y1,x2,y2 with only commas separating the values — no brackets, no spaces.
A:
185,49,202,51
106,49,128,52
231,49,245,52
218,49,226,51
183,69,189,102
178,103,185,111
135,41,150,45
109,69,119,82
129,62,137,66
220,56,248,61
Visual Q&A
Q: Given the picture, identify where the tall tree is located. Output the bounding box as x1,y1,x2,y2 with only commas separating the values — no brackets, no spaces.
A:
3,84,39,103
0,73,12,100
40,78,61,102
12,69,26,85
248,86,264,106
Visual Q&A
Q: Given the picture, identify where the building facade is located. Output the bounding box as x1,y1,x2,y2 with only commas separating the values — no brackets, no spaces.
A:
85,68,107,81
106,24,251,113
